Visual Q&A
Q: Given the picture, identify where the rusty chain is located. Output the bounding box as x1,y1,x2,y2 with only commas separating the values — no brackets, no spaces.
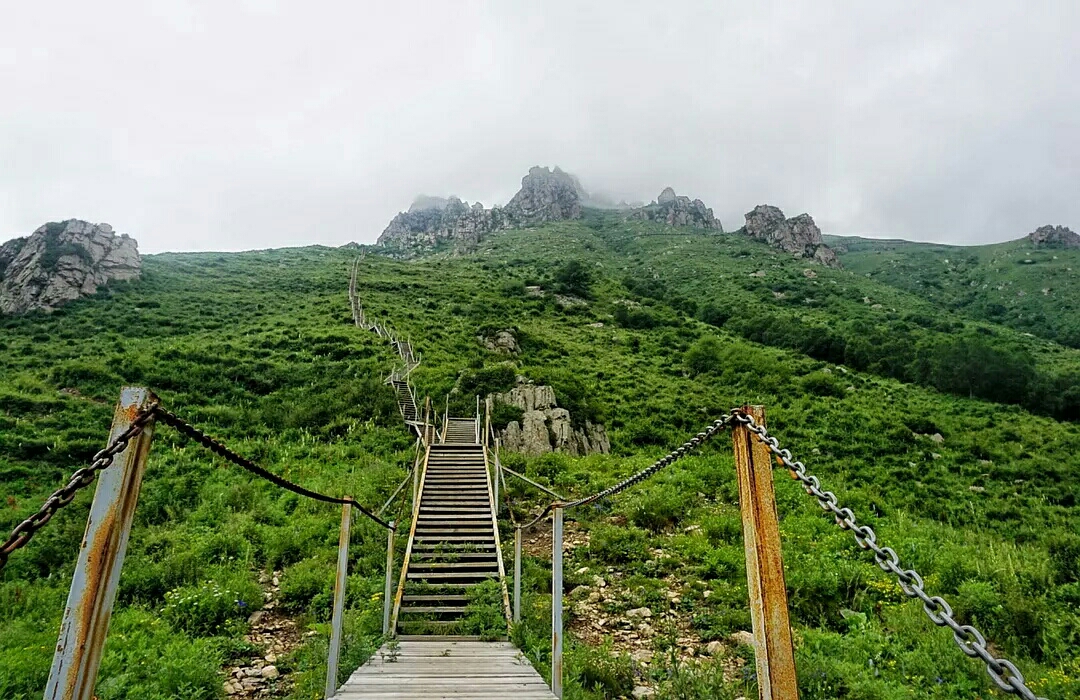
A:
153,407,394,530
562,413,734,510
731,409,1047,700
0,404,158,573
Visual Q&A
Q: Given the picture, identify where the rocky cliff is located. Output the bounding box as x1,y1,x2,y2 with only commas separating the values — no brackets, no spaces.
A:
740,205,840,267
376,165,585,253
629,187,722,230
490,378,609,457
1028,225,1080,249
0,220,141,314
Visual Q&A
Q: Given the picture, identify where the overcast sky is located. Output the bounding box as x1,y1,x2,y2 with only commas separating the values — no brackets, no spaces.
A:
2,1,1077,253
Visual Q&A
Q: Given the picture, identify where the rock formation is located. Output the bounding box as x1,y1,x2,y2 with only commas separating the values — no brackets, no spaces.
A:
376,195,506,254
504,166,585,225
490,378,609,456
377,165,586,253
740,205,840,267
1028,225,1080,249
629,187,722,230
478,329,520,354
0,220,141,314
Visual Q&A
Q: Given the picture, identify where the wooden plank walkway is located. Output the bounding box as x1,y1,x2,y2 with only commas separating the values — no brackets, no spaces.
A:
331,638,556,699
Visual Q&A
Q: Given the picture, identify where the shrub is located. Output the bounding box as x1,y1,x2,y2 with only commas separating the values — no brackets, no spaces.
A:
800,370,845,398
589,524,649,564
162,573,261,636
279,557,334,614
552,260,592,298
685,336,724,376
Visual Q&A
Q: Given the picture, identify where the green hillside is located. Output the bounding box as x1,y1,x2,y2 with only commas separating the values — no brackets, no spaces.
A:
827,234,1080,349
2,219,1079,699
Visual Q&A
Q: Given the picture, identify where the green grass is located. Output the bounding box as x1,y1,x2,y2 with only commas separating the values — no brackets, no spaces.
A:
1,219,1078,698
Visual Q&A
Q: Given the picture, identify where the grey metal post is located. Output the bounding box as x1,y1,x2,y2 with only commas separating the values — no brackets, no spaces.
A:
325,502,352,699
45,387,157,700
382,521,396,635
514,527,522,623
551,506,564,699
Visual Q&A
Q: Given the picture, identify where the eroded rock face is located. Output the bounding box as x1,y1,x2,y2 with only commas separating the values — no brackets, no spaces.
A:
504,166,585,225
478,329,520,354
0,220,141,314
1028,225,1080,248
491,378,609,456
376,165,585,254
740,205,840,267
630,187,722,230
376,195,507,254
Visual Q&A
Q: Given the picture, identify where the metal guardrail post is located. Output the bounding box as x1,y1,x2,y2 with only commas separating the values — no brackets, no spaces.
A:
732,406,799,700
514,526,522,624
45,387,157,700
551,506,564,699
383,520,395,635
325,501,352,699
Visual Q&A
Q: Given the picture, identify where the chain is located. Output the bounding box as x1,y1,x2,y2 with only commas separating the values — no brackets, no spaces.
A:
0,405,158,573
153,407,394,530
562,414,733,510
731,409,1047,700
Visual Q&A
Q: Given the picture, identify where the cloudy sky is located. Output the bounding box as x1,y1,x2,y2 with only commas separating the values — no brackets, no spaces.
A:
2,1,1077,253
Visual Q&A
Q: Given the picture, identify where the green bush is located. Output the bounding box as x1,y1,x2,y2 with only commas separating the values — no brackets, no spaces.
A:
685,336,724,376
279,556,334,614
589,524,649,564
162,572,261,636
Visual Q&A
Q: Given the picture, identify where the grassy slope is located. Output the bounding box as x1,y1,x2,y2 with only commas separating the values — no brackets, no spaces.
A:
0,223,1078,698
827,234,1080,349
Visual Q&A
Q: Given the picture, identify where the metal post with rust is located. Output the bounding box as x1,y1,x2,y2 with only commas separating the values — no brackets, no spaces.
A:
551,506,564,699
382,520,395,635
45,387,157,700
325,501,353,699
513,526,522,623
732,405,799,700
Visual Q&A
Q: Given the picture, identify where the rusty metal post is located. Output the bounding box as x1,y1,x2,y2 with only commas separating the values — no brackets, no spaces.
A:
513,526,522,623
732,406,799,700
325,502,352,699
551,506,564,699
382,521,395,635
45,387,157,700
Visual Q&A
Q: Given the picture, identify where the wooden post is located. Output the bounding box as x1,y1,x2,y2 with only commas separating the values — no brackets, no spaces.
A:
382,521,395,635
46,388,157,700
513,527,522,623
732,406,799,700
325,502,352,699
551,507,564,699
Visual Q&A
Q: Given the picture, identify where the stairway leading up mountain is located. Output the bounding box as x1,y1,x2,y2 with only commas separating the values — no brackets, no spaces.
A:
391,417,509,637
392,379,420,423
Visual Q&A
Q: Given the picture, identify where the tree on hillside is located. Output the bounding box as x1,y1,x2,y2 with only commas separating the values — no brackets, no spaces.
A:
552,260,592,298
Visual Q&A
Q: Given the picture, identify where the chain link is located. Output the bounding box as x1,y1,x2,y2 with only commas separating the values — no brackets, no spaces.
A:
730,409,1047,700
0,405,158,573
563,414,733,510
152,407,394,530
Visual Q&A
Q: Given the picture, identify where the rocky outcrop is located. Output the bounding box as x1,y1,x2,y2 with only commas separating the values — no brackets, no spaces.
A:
740,205,840,267
491,378,609,456
629,187,722,230
1028,225,1080,249
376,195,506,254
377,165,586,254
478,329,520,354
504,166,585,225
0,220,141,314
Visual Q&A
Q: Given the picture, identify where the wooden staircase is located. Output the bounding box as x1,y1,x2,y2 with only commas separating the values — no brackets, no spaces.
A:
392,379,420,423
392,418,509,636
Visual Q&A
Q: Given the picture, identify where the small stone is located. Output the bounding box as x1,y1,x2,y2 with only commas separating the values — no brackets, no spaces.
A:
261,665,279,679
264,653,277,663
931,453,942,460
705,640,724,656
930,433,945,444
224,682,239,695
248,610,266,625
703,590,711,599
575,566,589,575
626,607,653,619
969,485,985,493
632,685,656,698
632,649,653,663
729,630,755,648
244,667,262,678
